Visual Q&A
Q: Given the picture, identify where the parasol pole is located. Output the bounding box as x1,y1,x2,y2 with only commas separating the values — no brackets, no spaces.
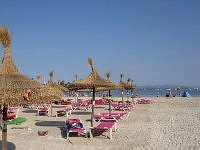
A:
50,101,53,117
0,104,2,128
2,104,7,150
2,73,8,150
126,90,129,101
108,90,111,115
91,87,95,127
121,89,124,104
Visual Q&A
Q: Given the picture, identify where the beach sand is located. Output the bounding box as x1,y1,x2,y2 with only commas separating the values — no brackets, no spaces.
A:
1,97,200,150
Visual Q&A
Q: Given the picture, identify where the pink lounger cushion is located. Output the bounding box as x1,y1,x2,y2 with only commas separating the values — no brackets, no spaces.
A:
90,121,117,139
111,104,134,110
94,112,129,121
7,113,17,119
137,99,153,104
94,114,121,120
94,122,115,129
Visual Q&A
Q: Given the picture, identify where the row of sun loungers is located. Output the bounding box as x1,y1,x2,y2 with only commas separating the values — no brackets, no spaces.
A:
3,97,153,141
32,98,151,117
65,111,131,140
63,98,154,140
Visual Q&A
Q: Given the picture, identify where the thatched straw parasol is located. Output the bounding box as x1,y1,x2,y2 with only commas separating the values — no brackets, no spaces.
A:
0,26,45,106
119,73,135,90
104,71,115,114
0,26,52,150
43,70,63,101
68,58,115,91
68,58,115,127
39,71,64,117
117,73,137,103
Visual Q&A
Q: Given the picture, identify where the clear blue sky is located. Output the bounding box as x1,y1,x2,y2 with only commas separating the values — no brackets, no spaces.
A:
0,0,200,86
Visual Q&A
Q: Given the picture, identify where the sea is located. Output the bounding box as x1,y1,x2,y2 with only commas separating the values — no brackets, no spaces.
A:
65,86,200,98
118,86,200,97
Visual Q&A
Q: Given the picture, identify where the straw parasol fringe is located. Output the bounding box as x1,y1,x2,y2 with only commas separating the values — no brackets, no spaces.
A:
105,71,111,80
44,71,63,100
87,57,94,71
75,74,78,81
0,26,10,48
0,27,20,75
120,73,124,82
49,71,54,83
127,78,131,84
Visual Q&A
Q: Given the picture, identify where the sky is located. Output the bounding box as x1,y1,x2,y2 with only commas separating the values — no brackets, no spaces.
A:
0,0,200,86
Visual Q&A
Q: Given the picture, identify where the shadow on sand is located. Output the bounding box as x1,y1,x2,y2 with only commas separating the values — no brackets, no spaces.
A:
22,109,37,113
35,120,67,138
71,111,91,115
0,140,16,150
35,120,65,127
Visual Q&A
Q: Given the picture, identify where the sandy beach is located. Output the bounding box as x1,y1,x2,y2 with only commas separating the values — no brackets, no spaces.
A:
1,97,200,150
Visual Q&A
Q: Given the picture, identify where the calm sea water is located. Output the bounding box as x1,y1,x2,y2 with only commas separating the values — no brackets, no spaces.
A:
130,87,200,97
65,86,200,97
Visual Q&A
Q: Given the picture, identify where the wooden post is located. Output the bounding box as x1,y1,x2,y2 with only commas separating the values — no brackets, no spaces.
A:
108,90,111,115
121,89,124,104
91,87,95,127
126,90,129,101
2,104,8,150
0,104,2,129
50,101,53,117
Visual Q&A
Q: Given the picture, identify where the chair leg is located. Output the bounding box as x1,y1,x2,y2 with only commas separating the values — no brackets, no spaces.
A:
66,112,69,118
114,123,117,132
66,129,69,139
89,129,93,138
109,129,112,140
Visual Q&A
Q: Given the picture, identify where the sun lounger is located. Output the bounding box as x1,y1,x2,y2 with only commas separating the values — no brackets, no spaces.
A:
7,107,20,120
94,112,130,122
56,107,72,117
37,105,50,116
100,112,129,119
94,99,105,108
71,100,90,111
111,103,134,111
60,100,72,105
65,118,86,139
94,114,122,121
89,121,117,140
7,113,17,120
137,99,153,104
